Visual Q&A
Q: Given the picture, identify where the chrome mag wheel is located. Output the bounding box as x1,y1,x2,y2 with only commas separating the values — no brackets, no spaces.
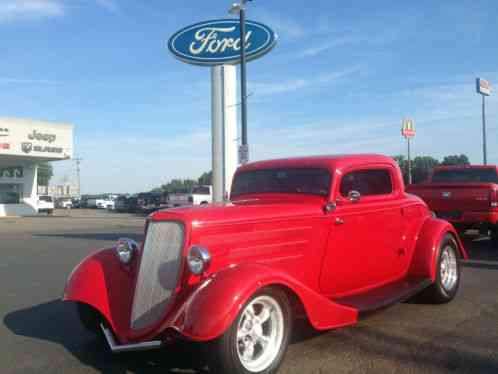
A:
236,295,285,373
440,245,458,292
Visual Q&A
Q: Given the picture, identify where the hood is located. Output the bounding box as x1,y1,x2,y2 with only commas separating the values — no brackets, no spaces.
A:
150,196,326,227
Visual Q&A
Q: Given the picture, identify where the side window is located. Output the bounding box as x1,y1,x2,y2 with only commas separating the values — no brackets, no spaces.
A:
340,169,393,197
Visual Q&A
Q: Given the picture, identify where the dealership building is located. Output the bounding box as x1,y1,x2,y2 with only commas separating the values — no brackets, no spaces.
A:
0,118,73,217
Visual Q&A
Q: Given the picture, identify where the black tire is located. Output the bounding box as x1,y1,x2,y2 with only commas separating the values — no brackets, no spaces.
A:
421,234,460,304
207,287,292,374
77,303,102,334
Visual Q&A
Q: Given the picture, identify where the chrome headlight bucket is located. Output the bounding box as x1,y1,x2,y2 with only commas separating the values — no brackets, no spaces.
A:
115,238,139,264
187,245,211,275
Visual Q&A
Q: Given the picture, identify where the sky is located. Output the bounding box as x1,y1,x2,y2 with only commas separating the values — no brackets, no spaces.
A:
1,0,497,194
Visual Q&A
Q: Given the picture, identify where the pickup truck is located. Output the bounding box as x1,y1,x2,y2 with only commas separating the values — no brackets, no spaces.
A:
167,189,190,207
406,165,498,240
64,154,466,374
37,195,54,215
188,185,213,205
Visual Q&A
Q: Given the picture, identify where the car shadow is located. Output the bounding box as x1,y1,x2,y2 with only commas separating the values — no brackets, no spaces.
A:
460,232,498,270
33,233,144,242
4,300,330,373
3,300,209,374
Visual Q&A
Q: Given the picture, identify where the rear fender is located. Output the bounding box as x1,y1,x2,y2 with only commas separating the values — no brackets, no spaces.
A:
171,263,358,342
408,217,468,281
63,248,135,342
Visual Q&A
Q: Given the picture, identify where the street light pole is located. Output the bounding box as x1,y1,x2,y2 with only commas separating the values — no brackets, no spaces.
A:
239,5,248,153
229,0,251,164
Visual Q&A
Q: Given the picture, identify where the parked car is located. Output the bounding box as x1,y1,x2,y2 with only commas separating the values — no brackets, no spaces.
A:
64,155,467,374
407,165,498,240
188,185,212,205
37,195,54,215
115,196,138,213
56,198,73,209
71,198,81,209
168,188,190,207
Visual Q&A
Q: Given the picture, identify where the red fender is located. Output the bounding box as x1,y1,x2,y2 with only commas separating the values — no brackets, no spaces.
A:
170,263,358,342
408,217,468,281
63,248,136,343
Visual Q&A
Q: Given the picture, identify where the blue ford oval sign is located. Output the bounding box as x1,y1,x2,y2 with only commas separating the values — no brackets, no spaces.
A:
168,19,277,66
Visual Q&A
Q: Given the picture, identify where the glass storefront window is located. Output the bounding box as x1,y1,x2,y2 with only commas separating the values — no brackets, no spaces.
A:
0,184,22,204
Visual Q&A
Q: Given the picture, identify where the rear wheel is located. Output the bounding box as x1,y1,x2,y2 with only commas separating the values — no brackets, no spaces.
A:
208,288,292,374
422,234,460,304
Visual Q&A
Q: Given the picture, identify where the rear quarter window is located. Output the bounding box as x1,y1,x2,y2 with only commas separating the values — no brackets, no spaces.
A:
340,169,393,197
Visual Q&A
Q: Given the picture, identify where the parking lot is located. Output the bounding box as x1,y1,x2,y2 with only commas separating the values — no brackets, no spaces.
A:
1,210,497,374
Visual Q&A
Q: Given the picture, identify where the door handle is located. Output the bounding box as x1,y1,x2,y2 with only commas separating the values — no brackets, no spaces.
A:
335,217,344,225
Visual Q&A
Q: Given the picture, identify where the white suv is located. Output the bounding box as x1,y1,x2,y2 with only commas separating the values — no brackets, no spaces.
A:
38,195,55,215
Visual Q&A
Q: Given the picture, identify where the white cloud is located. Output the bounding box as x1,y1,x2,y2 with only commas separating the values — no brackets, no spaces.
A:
249,66,362,97
297,37,356,58
251,9,306,40
95,0,119,14
0,0,64,22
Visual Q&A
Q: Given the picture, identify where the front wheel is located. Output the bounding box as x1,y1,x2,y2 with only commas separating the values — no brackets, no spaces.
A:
422,234,460,304
208,287,292,374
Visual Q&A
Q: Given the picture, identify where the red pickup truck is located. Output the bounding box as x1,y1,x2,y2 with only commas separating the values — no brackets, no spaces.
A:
407,165,498,240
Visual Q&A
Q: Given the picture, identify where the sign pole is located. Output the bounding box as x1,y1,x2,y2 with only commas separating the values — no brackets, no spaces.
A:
239,5,249,164
211,66,224,203
407,137,412,185
482,94,487,165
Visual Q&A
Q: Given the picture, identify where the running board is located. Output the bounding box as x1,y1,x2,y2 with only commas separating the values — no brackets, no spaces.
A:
100,324,162,353
332,277,432,313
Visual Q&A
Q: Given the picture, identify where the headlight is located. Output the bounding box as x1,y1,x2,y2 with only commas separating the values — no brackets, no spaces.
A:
115,238,138,264
187,245,211,275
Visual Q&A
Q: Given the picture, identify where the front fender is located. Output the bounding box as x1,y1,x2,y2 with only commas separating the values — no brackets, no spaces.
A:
408,217,468,281
171,263,358,342
63,248,136,343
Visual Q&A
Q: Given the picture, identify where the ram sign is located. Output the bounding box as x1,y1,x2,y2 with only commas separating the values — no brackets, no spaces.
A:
0,118,73,161
168,19,277,66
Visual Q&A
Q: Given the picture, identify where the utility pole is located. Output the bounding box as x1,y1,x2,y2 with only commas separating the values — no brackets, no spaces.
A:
74,157,82,197
476,78,491,165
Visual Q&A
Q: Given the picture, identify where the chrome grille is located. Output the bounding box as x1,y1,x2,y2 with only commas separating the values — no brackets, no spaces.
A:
130,221,184,331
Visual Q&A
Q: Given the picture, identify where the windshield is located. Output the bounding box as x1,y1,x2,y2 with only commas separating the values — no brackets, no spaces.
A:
231,168,331,197
39,196,52,202
432,169,498,183
192,186,211,195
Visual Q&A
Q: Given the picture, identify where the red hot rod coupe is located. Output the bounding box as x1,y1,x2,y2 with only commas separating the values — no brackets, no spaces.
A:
64,154,467,374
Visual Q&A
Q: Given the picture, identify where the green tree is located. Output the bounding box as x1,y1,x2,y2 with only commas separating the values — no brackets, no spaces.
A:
37,162,53,186
392,155,439,184
441,154,470,166
198,171,212,185
412,156,440,184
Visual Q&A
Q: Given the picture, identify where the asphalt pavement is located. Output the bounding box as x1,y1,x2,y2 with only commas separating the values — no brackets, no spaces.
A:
1,210,497,374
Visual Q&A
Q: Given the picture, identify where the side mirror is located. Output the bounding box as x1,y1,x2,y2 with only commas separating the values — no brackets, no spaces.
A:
348,190,361,203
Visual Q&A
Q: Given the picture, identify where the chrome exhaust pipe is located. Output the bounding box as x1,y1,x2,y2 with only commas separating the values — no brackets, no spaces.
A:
100,324,162,353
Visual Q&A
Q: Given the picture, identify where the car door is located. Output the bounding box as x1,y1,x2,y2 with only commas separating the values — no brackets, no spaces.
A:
320,165,405,297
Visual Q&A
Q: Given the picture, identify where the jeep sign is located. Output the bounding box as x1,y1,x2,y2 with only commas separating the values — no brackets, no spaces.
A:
168,19,277,66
